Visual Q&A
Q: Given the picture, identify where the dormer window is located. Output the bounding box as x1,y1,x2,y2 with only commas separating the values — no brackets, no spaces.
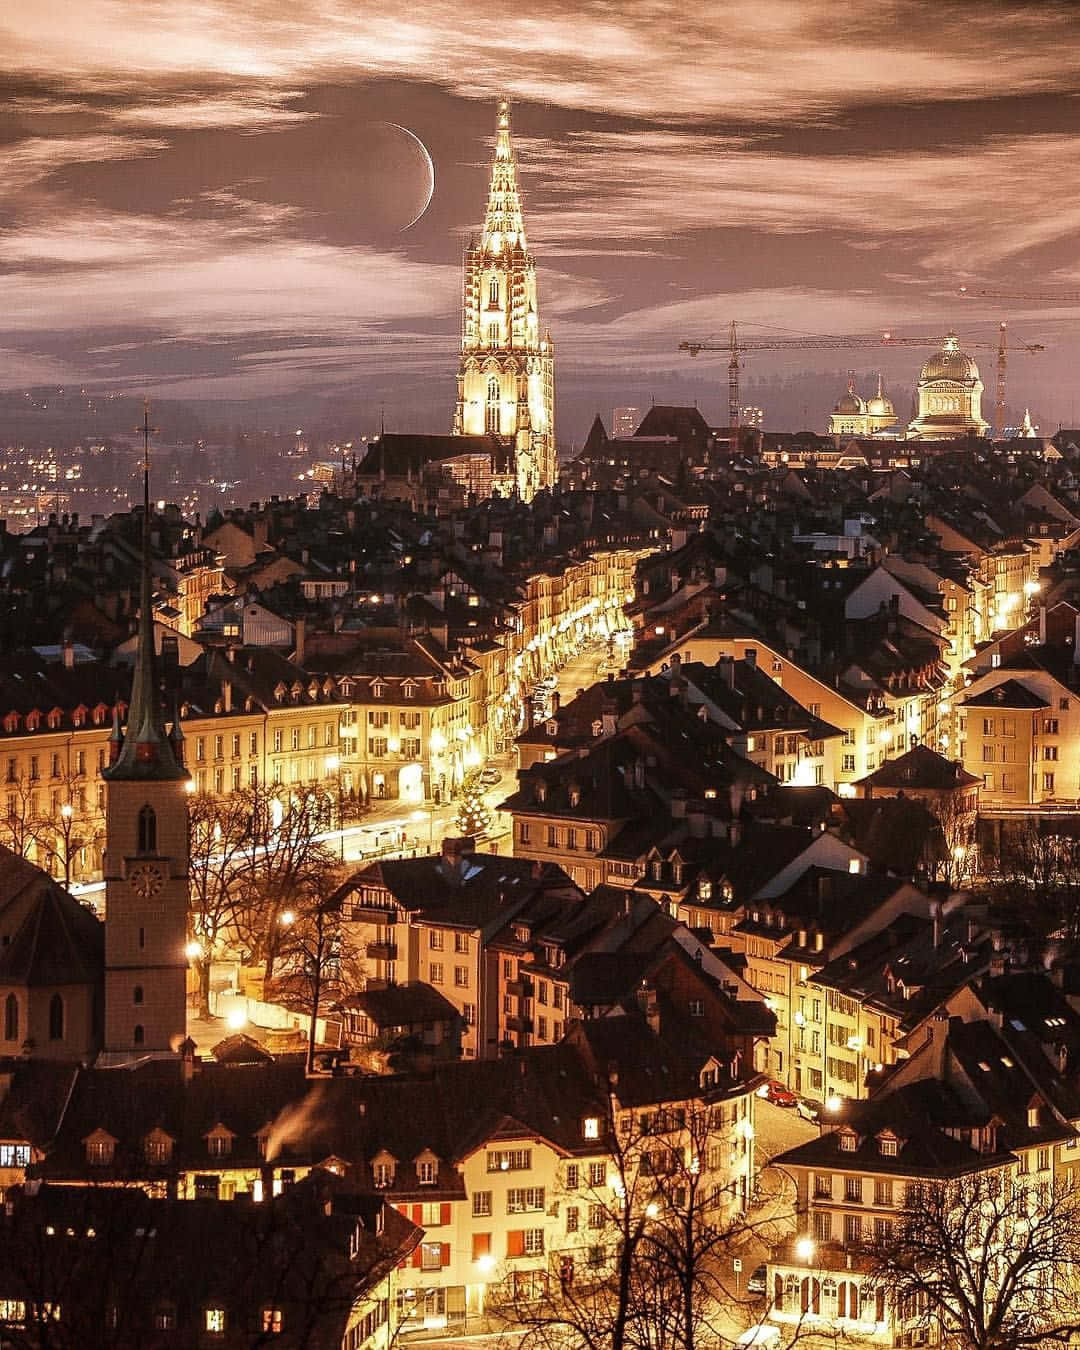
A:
546,720,558,737
536,782,547,804
84,1129,116,1167
591,719,603,738
838,1130,857,1153
2,713,19,734
582,1116,600,1141
205,1123,235,1158
46,710,61,730
144,1129,173,1166
1028,1103,1040,1128
416,1151,439,1185
371,680,385,699
699,881,712,901
569,786,581,808
878,1134,899,1158
372,1152,396,1188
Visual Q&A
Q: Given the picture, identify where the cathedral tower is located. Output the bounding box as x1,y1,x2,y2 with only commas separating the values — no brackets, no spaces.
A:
454,99,555,501
101,405,190,1057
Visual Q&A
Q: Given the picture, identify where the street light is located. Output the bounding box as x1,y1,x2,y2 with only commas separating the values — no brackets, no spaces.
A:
59,802,74,887
795,1236,815,1266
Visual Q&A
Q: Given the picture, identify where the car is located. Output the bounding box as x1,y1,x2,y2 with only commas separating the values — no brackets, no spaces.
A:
796,1099,820,1123
478,768,502,787
746,1263,768,1296
756,1079,798,1108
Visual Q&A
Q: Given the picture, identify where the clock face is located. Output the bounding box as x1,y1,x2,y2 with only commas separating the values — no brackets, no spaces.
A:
128,863,165,898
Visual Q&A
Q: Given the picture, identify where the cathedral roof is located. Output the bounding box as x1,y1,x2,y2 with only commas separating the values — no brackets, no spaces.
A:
920,333,980,385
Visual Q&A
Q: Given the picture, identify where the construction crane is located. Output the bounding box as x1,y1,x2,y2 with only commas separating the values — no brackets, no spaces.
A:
679,321,1044,441
960,286,1080,303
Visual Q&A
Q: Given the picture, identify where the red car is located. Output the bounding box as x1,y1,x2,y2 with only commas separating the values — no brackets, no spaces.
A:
757,1079,798,1107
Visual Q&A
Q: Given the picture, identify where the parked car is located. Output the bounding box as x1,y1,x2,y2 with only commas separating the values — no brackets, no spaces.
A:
796,1100,820,1123
756,1079,798,1108
479,768,502,787
736,1327,780,1348
746,1263,768,1296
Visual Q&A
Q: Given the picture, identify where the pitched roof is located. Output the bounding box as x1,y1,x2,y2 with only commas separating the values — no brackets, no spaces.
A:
0,883,103,987
855,742,980,791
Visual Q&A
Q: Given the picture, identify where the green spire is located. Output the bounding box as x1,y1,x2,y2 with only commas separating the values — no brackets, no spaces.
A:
103,401,187,783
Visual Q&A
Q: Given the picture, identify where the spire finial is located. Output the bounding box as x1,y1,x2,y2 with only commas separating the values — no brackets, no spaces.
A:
481,95,525,254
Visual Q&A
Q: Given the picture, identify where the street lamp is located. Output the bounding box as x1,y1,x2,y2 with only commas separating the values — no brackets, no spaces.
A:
59,802,74,887
795,1236,815,1266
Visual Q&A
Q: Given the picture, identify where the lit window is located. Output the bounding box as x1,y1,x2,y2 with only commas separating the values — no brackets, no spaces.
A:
205,1308,226,1333
582,1117,600,1140
262,1308,284,1334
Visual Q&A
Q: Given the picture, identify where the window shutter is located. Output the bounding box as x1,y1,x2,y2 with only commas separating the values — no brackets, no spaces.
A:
507,1230,524,1258
412,1247,423,1268
441,1202,451,1226
412,1204,423,1225
472,1232,491,1260
440,1243,450,1267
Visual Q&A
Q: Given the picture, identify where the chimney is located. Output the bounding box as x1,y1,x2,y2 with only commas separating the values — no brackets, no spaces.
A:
727,820,742,848
62,639,74,670
223,680,232,714
670,788,687,819
1039,605,1047,646
551,691,560,714
723,657,736,689
930,899,942,949
744,649,757,668
294,616,306,667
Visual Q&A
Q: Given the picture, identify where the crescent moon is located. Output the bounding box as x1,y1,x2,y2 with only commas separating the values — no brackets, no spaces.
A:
388,122,435,231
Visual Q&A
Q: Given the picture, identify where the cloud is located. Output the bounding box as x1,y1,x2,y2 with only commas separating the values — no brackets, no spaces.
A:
5,1,1080,121
515,128,1080,277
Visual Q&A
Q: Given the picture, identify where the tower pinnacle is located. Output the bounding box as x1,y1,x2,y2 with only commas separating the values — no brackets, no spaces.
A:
104,401,186,782
482,98,527,256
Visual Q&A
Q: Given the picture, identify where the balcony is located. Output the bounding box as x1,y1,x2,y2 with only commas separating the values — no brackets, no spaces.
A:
505,1015,533,1034
366,941,398,961
506,978,534,999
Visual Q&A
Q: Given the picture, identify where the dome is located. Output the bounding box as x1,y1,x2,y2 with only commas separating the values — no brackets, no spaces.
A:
865,374,895,419
920,333,980,384
833,391,865,415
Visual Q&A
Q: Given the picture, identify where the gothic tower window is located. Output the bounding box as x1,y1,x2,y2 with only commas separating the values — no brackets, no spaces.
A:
486,377,500,433
4,995,16,1041
137,805,157,854
48,994,64,1041
133,1025,144,1046
489,278,499,306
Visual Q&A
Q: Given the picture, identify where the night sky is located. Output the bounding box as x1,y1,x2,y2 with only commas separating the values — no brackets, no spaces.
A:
5,1,1080,440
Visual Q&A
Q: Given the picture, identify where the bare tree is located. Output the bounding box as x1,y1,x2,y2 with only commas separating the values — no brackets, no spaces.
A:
931,792,978,890
488,1085,815,1350
862,1170,1080,1349
986,822,1080,946
193,783,337,993
187,790,255,1017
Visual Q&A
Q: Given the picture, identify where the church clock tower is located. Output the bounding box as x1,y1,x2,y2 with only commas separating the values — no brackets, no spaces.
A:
454,99,555,502
101,405,190,1057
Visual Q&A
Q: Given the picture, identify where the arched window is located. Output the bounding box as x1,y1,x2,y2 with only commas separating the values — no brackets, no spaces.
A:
133,1025,145,1047
488,277,499,306
3,995,16,1042
486,377,500,433
48,994,64,1041
133,986,144,1005
137,805,156,854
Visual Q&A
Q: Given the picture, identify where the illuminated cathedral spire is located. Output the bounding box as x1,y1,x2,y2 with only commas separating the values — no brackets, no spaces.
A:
481,99,527,254
454,97,555,501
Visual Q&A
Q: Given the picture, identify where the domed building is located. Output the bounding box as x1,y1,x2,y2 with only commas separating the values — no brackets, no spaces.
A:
829,373,897,437
907,333,989,439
